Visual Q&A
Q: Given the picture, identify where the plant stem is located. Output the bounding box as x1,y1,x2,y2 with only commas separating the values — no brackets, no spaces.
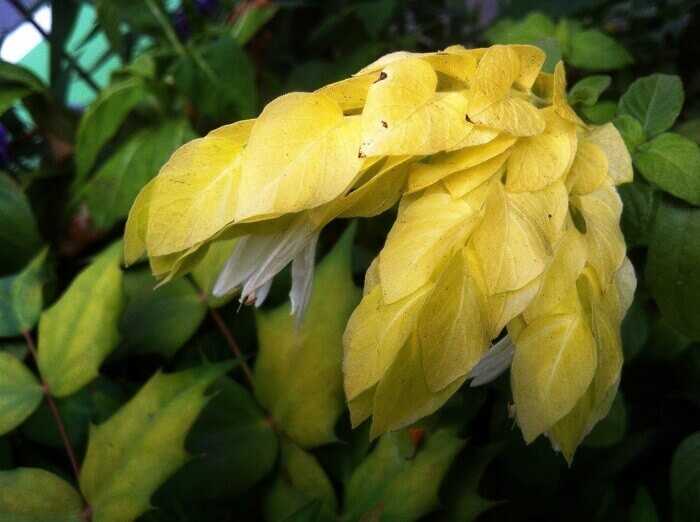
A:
207,305,256,388
21,330,83,483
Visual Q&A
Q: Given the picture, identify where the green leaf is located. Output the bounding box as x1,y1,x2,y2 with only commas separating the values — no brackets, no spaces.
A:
630,487,659,522
671,432,700,522
355,0,397,37
618,181,659,248
79,362,232,522
646,200,700,341
75,78,146,183
0,353,43,436
485,12,555,44
677,119,700,143
618,74,684,138
0,249,49,337
22,387,92,449
438,442,503,522
583,393,627,447
344,429,464,521
264,441,337,522
0,173,43,273
567,29,632,71
172,34,256,120
614,115,645,153
254,226,360,448
37,243,123,397
154,378,278,505
578,101,617,125
84,119,194,229
634,133,700,205
0,467,84,522
0,62,45,115
621,295,651,361
121,268,206,358
568,75,611,107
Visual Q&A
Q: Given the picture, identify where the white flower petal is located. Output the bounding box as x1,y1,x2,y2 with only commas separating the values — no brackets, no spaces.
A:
468,334,515,387
253,278,273,308
290,232,319,326
213,217,317,298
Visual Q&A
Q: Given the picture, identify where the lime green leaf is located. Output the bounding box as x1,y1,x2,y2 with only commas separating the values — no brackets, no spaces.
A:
264,441,337,522
121,268,206,358
153,378,277,504
568,75,611,107
485,12,555,44
344,429,464,521
84,119,194,229
614,115,645,153
0,249,49,337
37,244,123,397
618,181,659,248
634,132,700,205
671,432,700,522
0,353,42,436
578,100,617,124
647,200,700,341
80,362,232,522
567,29,632,71
0,467,84,522
75,78,146,182
618,74,684,138
0,173,42,273
255,226,360,448
630,487,659,522
583,392,627,447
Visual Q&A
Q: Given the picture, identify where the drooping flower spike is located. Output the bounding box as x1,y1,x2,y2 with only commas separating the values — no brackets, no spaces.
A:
124,44,634,462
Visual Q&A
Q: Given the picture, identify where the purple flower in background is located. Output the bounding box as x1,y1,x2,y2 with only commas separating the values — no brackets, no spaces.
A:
0,124,10,166
195,0,219,17
467,0,499,27
173,7,190,40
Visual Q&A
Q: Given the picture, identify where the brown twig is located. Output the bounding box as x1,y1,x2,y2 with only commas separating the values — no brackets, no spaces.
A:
207,304,256,388
21,331,84,486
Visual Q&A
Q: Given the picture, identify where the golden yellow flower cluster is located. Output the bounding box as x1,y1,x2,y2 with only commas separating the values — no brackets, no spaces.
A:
124,44,634,461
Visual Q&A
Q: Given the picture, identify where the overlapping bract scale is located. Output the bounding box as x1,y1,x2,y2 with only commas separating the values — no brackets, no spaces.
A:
124,44,633,461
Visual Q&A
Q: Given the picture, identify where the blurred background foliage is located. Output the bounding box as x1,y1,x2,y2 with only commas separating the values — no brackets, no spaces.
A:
0,0,700,521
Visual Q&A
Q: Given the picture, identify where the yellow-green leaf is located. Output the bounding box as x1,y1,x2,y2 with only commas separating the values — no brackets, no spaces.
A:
142,120,254,257
254,226,360,448
0,353,43,436
79,362,232,522
359,58,472,156
511,310,598,442
379,186,476,303
236,93,363,222
418,250,490,392
0,467,84,522
587,123,633,185
37,243,123,397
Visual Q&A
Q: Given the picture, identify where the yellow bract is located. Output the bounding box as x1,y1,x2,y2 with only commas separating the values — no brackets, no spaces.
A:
123,44,634,462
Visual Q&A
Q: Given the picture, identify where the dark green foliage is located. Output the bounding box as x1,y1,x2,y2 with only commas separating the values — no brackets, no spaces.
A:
0,1,699,521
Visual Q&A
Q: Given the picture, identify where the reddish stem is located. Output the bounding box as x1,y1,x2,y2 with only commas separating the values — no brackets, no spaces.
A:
21,331,85,492
207,304,256,388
